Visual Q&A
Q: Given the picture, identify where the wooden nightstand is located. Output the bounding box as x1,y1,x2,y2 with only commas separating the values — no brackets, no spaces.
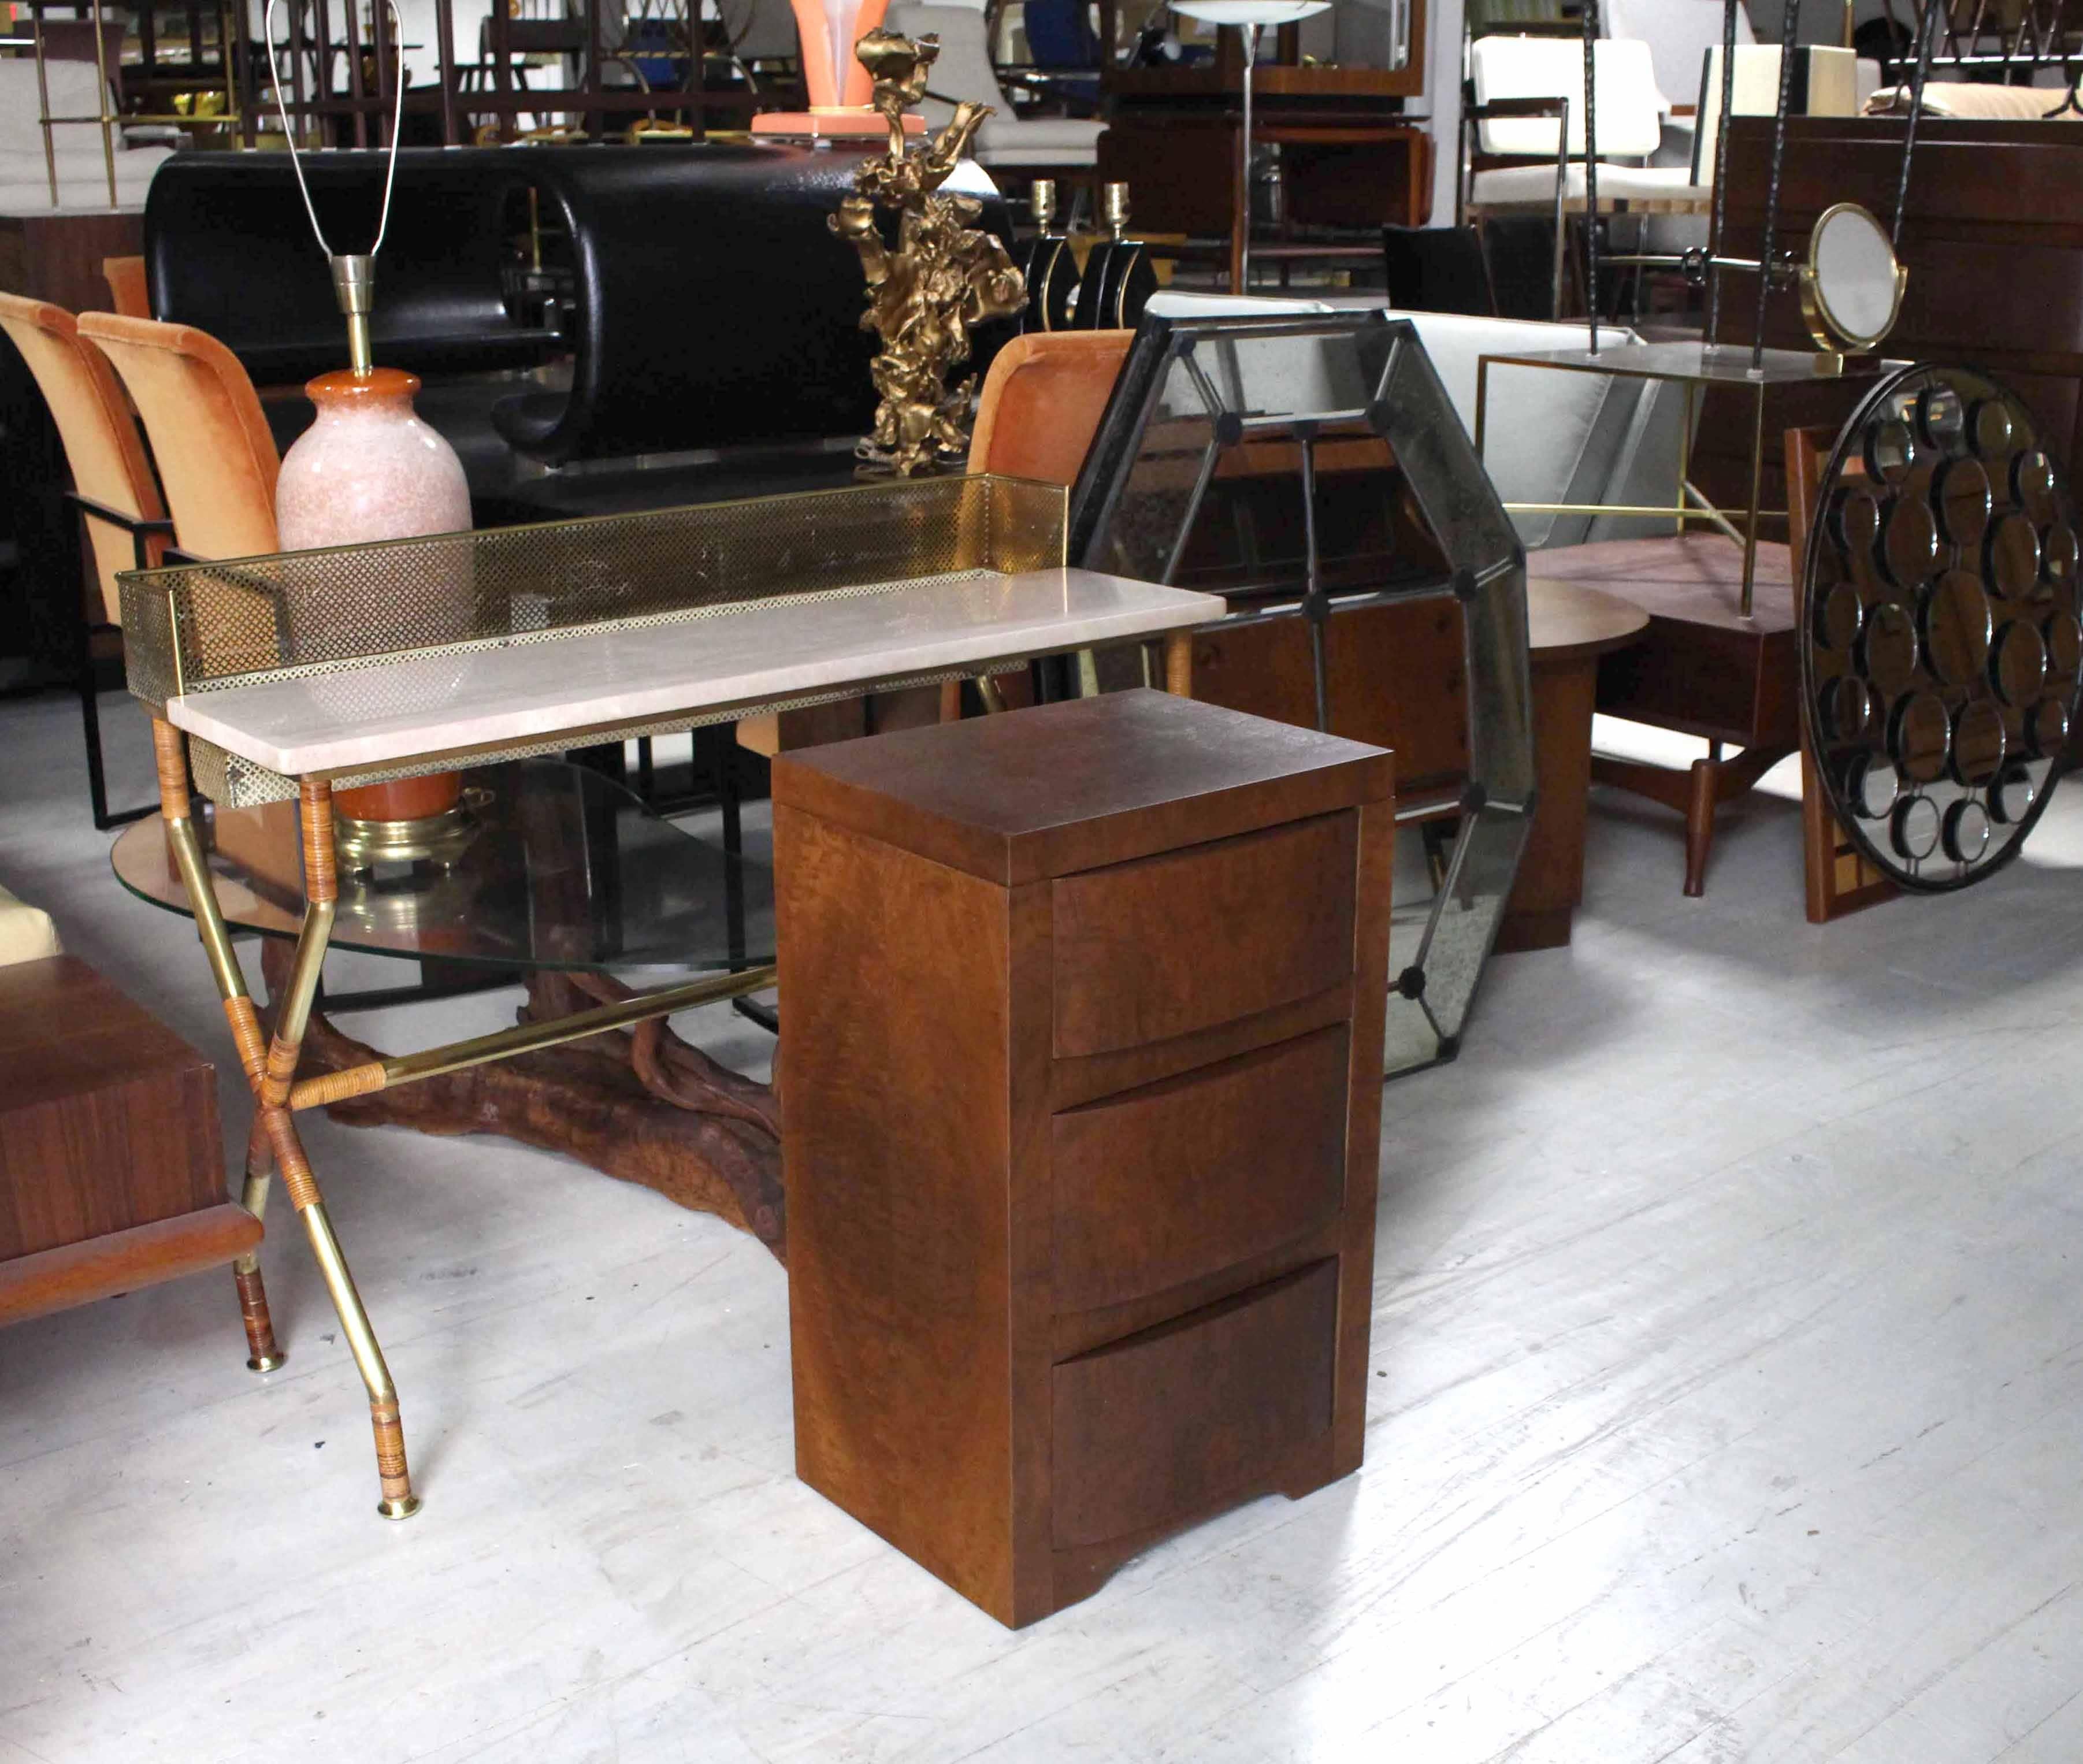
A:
773,689,1394,1626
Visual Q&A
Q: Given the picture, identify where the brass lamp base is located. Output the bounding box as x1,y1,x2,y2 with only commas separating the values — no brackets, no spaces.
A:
335,799,481,872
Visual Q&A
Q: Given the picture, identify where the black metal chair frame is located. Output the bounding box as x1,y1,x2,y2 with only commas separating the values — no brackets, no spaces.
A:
65,490,175,830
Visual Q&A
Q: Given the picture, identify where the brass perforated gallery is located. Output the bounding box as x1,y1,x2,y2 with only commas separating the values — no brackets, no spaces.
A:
119,473,1067,806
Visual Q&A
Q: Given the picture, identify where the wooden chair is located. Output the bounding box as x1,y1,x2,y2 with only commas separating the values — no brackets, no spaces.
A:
0,294,172,829
1785,419,1895,923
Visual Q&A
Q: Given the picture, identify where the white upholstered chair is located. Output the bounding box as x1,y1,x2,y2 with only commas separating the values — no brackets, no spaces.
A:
0,60,172,212
1464,35,1709,213
885,3,1103,169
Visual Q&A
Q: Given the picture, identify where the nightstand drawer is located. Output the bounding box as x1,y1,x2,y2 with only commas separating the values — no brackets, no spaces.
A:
1052,1024,1349,1314
1052,1258,1338,1549
1050,812,1358,1059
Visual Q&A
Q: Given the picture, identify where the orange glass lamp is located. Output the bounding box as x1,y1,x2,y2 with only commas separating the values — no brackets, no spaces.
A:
751,0,924,138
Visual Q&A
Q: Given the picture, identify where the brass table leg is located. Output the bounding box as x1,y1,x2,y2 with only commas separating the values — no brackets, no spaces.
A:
153,723,422,1519
153,722,287,1377
235,1115,284,1371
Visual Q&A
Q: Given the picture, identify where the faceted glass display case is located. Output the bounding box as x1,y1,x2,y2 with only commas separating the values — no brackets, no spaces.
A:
1070,309,1534,1075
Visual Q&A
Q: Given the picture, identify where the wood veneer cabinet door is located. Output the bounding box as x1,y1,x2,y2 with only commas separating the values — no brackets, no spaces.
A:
1051,813,1358,1059
1050,1025,1350,1314
1051,1259,1340,1550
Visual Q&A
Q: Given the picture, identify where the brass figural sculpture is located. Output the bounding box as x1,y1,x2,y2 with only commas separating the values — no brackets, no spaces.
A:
832,29,1024,476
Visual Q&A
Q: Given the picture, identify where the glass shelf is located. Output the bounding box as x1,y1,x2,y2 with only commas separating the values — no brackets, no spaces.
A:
112,759,772,978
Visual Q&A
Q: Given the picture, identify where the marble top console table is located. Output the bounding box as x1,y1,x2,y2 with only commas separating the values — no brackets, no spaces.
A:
118,473,1222,1523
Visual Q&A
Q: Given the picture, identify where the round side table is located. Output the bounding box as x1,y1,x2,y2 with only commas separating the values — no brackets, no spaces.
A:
1497,578,1650,953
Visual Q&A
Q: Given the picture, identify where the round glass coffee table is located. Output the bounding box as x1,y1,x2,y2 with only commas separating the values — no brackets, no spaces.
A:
113,759,785,1251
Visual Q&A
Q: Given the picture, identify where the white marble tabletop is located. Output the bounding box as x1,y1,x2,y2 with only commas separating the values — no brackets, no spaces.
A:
167,567,1225,778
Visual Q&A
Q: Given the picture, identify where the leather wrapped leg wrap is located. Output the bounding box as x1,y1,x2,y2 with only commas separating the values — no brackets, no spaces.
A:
235,1267,282,1363
262,1109,322,1212
153,720,190,821
370,1399,413,1505
260,1037,301,1109
224,997,269,1093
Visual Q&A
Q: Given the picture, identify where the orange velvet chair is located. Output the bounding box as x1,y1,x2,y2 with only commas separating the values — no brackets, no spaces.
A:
76,311,282,563
968,329,1133,486
0,293,171,827
102,255,151,319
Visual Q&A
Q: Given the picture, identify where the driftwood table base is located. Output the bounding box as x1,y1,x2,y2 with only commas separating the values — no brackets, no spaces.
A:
259,944,787,1259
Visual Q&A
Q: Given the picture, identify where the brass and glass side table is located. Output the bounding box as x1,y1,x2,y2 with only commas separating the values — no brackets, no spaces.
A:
116,474,1221,1520
1474,338,1899,617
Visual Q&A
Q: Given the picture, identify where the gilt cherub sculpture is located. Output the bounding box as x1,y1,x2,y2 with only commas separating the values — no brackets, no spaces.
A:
830,29,1025,477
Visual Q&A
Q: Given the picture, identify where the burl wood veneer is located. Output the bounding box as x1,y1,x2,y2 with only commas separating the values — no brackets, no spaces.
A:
772,689,1394,1626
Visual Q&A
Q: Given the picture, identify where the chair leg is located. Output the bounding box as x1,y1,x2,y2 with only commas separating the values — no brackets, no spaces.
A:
1683,757,1719,897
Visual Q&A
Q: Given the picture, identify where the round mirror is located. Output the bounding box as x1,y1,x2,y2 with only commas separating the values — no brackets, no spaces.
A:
1800,362,2083,893
1801,204,1906,354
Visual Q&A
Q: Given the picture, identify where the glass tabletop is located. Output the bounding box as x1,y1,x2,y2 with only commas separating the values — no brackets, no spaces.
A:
1477,339,1909,388
112,759,774,976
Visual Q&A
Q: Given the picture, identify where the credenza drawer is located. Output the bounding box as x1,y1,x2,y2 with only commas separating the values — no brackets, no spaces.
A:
1051,1024,1349,1314
1051,1258,1339,1549
1050,812,1358,1059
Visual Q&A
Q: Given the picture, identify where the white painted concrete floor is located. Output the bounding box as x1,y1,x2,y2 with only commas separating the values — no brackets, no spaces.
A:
5,686,2083,1764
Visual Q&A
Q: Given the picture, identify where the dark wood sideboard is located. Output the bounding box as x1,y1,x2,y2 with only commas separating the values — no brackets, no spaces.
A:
1709,115,2083,521
773,689,1393,1626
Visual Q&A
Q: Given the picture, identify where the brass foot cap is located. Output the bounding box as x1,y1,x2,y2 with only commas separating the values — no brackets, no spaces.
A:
247,1353,287,1373
377,1494,423,1521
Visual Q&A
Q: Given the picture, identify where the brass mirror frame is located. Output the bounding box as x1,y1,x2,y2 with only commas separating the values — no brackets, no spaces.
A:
1799,201,1909,356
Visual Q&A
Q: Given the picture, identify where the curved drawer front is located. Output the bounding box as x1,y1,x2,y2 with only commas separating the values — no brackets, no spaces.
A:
1050,812,1358,1059
1051,1258,1338,1550
1051,1024,1350,1314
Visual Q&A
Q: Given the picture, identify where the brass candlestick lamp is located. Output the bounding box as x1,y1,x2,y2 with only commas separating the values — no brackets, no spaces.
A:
831,29,1026,477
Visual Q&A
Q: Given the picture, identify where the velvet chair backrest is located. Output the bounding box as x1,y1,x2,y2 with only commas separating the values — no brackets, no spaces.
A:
968,330,1133,489
77,311,281,563
103,255,151,319
0,293,167,625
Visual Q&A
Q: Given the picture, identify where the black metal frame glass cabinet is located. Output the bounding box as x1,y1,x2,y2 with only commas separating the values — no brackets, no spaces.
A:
1069,309,1535,1075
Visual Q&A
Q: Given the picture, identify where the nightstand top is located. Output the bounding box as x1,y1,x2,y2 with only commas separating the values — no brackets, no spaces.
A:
771,690,1393,885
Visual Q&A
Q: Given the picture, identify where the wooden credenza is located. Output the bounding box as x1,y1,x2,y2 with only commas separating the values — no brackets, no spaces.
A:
773,688,1393,1626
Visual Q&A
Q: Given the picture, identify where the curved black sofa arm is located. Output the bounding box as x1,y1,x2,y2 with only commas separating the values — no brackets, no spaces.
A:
506,143,1016,465
146,143,1016,469
146,150,560,387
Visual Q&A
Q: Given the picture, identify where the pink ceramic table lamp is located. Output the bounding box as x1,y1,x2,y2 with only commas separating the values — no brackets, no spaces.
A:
751,0,924,138
266,6,474,843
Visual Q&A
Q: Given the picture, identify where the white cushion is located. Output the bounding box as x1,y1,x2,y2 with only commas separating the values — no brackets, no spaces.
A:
1471,35,1666,159
1145,292,1334,318
886,2,1007,128
975,115,1104,163
0,64,172,210
1469,162,1708,207
1605,0,1752,115
1866,79,2083,120
0,883,61,967
1691,45,1860,179
1342,306,1688,550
